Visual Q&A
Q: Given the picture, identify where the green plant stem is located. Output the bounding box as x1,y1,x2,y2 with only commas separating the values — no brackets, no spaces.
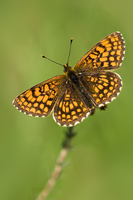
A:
36,127,75,200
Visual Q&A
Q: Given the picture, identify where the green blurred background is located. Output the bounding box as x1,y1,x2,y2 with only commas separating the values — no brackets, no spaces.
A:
1,0,133,199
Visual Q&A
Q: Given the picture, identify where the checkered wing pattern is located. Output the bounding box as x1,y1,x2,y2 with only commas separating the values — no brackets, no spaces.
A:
74,32,125,72
13,75,66,117
13,32,125,127
79,71,122,108
53,83,95,126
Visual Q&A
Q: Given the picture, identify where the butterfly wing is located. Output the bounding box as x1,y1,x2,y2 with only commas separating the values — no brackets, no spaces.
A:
74,32,125,72
53,82,95,127
79,71,122,108
13,75,66,117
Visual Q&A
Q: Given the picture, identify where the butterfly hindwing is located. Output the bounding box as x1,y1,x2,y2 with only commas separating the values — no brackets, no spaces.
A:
79,71,122,108
53,83,95,126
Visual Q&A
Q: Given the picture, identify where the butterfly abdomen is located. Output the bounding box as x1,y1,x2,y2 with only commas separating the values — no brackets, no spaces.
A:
67,69,95,114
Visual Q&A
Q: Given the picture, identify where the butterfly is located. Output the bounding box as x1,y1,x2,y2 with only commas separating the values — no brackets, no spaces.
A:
13,32,125,127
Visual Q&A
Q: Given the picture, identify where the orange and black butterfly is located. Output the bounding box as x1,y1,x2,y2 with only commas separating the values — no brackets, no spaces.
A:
13,32,125,127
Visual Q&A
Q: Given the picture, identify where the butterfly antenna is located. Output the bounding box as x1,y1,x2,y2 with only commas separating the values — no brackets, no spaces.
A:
41,55,65,67
66,38,73,66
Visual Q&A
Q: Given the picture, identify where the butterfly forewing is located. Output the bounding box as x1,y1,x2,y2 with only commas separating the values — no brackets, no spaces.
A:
13,75,66,117
74,32,125,72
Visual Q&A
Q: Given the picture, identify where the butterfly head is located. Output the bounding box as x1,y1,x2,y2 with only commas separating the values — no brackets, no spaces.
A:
64,64,71,73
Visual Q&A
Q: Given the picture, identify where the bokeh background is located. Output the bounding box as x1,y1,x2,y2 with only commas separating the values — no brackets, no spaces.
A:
1,0,133,200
